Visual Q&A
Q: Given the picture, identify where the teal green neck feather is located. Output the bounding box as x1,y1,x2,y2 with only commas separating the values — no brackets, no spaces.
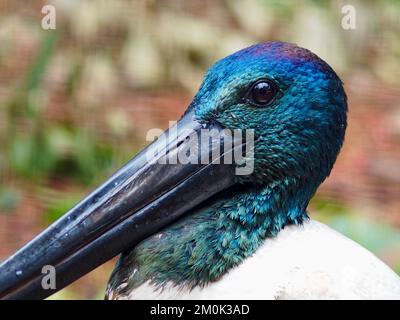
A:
109,177,316,292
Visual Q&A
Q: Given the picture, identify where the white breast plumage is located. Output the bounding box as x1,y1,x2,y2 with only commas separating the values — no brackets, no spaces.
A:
112,220,400,300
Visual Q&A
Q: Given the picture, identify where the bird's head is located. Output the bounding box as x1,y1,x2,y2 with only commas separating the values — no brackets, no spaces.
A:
0,42,347,299
193,42,347,187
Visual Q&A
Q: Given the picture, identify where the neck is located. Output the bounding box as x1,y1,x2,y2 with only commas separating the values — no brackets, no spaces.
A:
109,177,319,293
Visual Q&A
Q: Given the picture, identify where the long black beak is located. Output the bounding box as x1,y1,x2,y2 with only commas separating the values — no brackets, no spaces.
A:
0,110,248,300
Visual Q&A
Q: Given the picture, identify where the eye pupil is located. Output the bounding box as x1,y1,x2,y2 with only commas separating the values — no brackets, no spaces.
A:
248,80,277,106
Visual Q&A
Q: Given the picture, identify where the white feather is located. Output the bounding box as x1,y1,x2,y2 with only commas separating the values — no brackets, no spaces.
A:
112,220,400,300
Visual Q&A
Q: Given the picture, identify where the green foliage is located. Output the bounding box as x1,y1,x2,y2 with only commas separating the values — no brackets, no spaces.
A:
73,133,114,185
4,32,115,184
312,196,348,216
312,196,400,275
9,132,56,179
328,215,400,254
6,33,57,179
0,187,20,213
44,193,82,224
25,33,57,93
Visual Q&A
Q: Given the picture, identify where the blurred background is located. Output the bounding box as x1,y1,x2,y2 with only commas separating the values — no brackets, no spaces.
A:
0,0,399,299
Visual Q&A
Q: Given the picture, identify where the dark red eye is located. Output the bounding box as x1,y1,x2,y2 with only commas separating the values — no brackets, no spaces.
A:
246,80,278,106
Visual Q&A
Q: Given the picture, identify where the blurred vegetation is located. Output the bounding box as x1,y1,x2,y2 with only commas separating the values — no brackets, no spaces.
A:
0,0,399,299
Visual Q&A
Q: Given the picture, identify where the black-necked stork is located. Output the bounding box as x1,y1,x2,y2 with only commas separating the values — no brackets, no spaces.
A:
1,42,399,300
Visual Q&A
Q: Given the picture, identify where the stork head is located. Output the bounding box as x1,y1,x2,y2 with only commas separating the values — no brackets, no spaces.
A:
0,42,347,299
193,42,347,186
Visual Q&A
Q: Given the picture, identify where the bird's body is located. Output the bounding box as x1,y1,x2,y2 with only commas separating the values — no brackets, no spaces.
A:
3,42,399,300
107,220,400,300
104,42,400,300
